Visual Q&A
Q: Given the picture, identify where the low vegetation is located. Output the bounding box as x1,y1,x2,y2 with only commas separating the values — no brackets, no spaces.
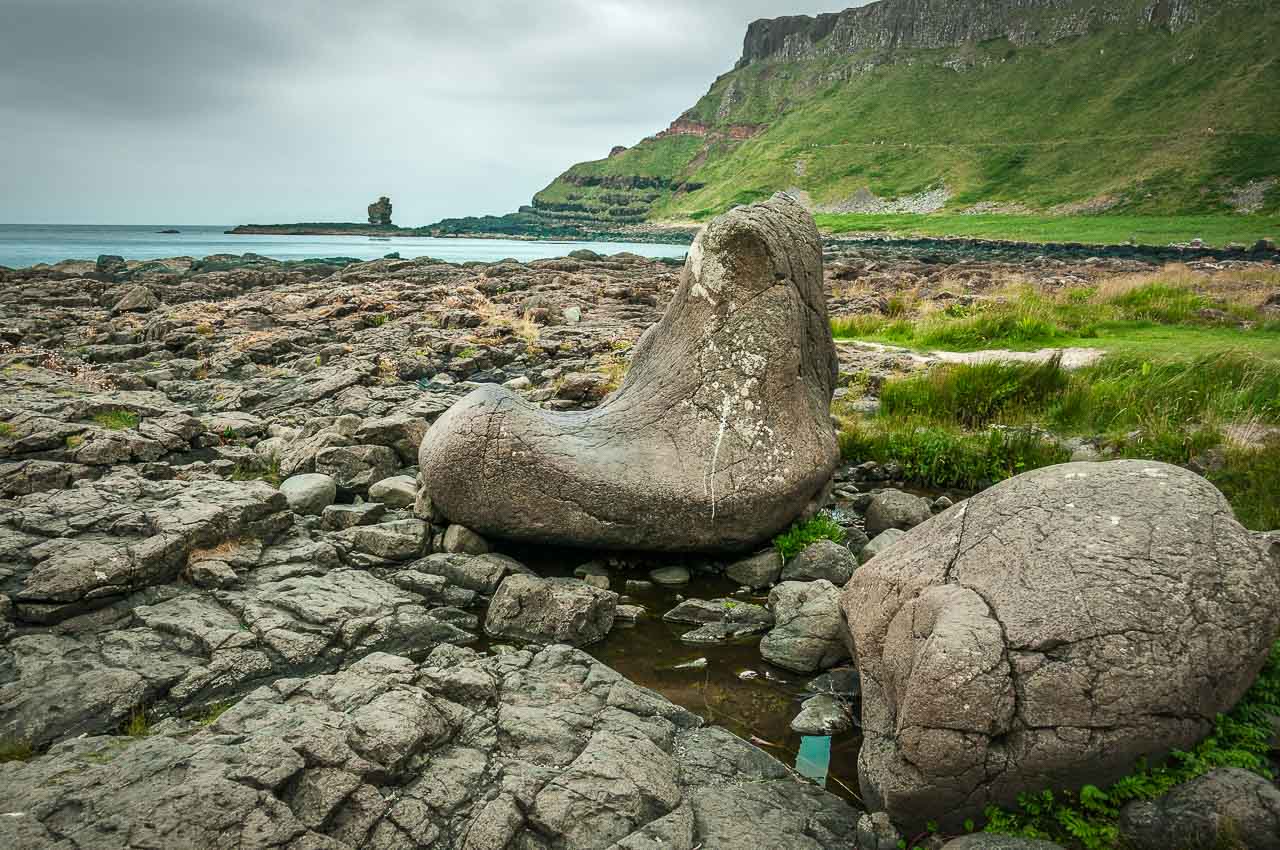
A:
92,408,141,430
195,701,233,726
122,707,150,738
0,737,33,763
984,639,1280,849
838,352,1280,530
230,458,283,488
840,422,1070,492
831,270,1280,356
773,512,847,561
815,213,1280,248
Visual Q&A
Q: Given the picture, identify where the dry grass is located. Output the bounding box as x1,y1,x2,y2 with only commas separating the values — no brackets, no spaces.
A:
597,356,629,394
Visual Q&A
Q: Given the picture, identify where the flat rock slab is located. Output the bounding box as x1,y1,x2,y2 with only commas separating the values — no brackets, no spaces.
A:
1,469,291,624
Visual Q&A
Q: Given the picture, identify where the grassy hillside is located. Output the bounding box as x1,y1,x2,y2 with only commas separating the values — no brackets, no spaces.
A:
527,0,1279,234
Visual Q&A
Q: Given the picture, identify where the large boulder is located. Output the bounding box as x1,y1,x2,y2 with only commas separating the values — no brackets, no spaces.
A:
418,194,839,551
484,574,618,647
841,460,1280,832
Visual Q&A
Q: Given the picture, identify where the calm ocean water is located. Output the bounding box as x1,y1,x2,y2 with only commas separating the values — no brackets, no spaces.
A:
0,225,690,268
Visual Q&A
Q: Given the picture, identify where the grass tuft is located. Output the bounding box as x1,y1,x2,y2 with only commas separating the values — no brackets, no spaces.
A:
773,512,847,562
230,459,283,488
122,707,151,738
92,409,140,430
0,737,33,763
196,701,234,726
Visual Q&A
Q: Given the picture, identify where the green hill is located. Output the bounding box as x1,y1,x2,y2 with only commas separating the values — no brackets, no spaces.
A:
454,0,1280,240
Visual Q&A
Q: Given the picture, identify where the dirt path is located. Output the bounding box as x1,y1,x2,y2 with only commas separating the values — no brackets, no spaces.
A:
838,339,1105,370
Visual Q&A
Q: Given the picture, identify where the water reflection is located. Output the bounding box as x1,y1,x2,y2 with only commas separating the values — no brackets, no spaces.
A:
496,544,865,804
796,735,832,787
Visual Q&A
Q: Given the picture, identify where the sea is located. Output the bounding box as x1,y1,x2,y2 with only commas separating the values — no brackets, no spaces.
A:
0,224,691,268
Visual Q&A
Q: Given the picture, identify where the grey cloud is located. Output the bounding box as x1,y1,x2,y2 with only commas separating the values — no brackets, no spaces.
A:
0,0,862,224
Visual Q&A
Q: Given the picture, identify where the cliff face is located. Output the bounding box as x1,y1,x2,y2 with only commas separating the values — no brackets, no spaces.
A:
436,0,1276,234
736,0,1228,66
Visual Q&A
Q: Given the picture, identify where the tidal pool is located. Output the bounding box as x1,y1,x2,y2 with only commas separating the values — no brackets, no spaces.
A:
490,544,864,805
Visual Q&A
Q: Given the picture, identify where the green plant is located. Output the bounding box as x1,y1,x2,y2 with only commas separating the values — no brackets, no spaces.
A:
985,639,1280,848
65,434,85,450
0,737,33,763
230,459,282,488
0,421,14,439
840,421,1069,491
196,701,233,726
194,323,213,336
92,408,140,430
365,313,389,327
881,357,1067,428
457,346,481,359
122,707,151,738
1209,437,1280,531
773,512,847,561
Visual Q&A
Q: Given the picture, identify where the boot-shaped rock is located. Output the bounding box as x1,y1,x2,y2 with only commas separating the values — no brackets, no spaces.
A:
418,193,839,551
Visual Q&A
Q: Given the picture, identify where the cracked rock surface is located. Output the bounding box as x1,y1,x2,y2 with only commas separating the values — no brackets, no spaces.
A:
840,460,1280,831
0,644,858,850
419,194,840,552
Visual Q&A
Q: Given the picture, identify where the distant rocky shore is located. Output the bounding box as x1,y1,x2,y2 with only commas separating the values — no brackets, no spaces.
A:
226,220,698,245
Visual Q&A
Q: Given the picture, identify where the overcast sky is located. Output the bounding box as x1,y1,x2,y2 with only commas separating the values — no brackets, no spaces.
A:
0,1,858,225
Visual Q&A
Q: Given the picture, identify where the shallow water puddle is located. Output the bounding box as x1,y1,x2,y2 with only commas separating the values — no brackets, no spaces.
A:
491,544,864,804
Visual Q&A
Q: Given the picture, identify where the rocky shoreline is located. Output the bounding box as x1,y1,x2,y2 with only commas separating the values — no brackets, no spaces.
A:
226,222,699,245
2,199,1279,849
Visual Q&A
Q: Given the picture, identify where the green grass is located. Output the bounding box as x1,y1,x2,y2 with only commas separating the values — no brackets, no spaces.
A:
840,421,1070,491
1209,439,1280,531
984,639,1280,849
773,512,847,561
813,213,1280,247
122,707,150,738
880,357,1069,428
840,353,1280,529
880,353,1280,433
0,737,33,763
92,409,140,430
0,421,14,439
194,701,233,726
230,459,283,488
830,280,1280,358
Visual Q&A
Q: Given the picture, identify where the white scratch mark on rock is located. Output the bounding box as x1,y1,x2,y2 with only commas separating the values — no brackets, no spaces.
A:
707,392,732,522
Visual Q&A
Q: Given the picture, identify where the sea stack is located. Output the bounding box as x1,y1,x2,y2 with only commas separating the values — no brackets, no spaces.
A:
367,196,393,226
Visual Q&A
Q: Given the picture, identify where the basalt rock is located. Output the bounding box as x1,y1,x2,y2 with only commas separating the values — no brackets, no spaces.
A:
367,195,393,226
418,194,839,551
0,646,859,850
840,460,1280,832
